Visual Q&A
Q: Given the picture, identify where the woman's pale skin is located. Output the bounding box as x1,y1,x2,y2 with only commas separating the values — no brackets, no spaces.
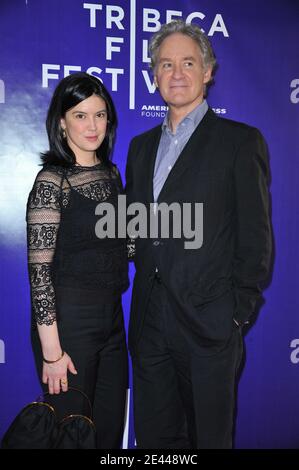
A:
38,94,108,394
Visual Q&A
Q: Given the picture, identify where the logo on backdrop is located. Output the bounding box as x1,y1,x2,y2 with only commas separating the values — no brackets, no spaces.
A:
141,104,168,119
0,79,5,104
290,79,299,104
290,339,299,364
0,339,5,364
140,105,227,119
41,1,229,109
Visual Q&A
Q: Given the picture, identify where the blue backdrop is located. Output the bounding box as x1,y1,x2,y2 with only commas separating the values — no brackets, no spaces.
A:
0,0,299,448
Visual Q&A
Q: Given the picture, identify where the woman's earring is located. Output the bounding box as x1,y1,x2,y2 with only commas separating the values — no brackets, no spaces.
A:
62,128,66,139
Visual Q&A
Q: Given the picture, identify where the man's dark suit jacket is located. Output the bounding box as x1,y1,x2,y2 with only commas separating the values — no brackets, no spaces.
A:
125,108,272,355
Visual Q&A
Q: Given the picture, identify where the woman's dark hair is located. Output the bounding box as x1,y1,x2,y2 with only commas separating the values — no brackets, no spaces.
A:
41,72,117,167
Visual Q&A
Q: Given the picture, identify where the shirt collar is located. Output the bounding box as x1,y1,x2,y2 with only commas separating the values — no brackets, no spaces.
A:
162,99,208,134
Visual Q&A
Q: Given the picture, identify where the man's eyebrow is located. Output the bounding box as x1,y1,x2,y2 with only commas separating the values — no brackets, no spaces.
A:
158,56,197,62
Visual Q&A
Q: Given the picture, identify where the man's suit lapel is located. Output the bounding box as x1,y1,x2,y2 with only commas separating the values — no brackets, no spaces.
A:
143,126,162,203
157,108,218,202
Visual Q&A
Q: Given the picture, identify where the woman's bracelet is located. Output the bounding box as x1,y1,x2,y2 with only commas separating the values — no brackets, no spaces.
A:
43,350,65,364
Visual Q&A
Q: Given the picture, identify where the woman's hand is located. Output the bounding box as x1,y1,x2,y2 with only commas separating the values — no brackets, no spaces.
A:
42,352,77,394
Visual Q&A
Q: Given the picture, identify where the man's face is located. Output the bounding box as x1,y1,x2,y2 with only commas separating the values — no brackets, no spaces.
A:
154,33,212,113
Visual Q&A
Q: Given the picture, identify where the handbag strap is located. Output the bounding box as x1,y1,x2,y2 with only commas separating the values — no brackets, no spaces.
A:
37,387,93,420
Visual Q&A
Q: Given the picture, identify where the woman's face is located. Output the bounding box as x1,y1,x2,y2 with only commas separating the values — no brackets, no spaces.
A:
60,94,108,161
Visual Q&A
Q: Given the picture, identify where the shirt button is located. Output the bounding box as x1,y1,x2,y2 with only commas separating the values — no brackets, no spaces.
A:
174,139,178,145
168,165,172,171
153,241,160,246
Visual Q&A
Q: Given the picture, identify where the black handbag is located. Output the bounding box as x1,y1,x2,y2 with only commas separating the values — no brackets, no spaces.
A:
1,387,96,449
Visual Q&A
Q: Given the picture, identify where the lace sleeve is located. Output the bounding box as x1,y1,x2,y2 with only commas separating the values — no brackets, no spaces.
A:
26,167,62,326
127,236,136,260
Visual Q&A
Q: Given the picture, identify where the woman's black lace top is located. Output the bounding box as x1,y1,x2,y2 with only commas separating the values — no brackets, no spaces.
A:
26,162,129,326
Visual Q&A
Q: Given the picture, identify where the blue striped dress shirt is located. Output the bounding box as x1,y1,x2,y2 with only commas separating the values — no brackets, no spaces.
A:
153,99,208,202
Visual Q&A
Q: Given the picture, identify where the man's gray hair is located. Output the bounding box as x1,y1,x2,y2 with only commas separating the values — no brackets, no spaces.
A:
149,20,217,82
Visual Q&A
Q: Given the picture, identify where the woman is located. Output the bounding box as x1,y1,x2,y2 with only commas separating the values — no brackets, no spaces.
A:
26,72,128,449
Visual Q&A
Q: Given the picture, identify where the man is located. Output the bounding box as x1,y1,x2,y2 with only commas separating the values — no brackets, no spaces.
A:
125,20,272,449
